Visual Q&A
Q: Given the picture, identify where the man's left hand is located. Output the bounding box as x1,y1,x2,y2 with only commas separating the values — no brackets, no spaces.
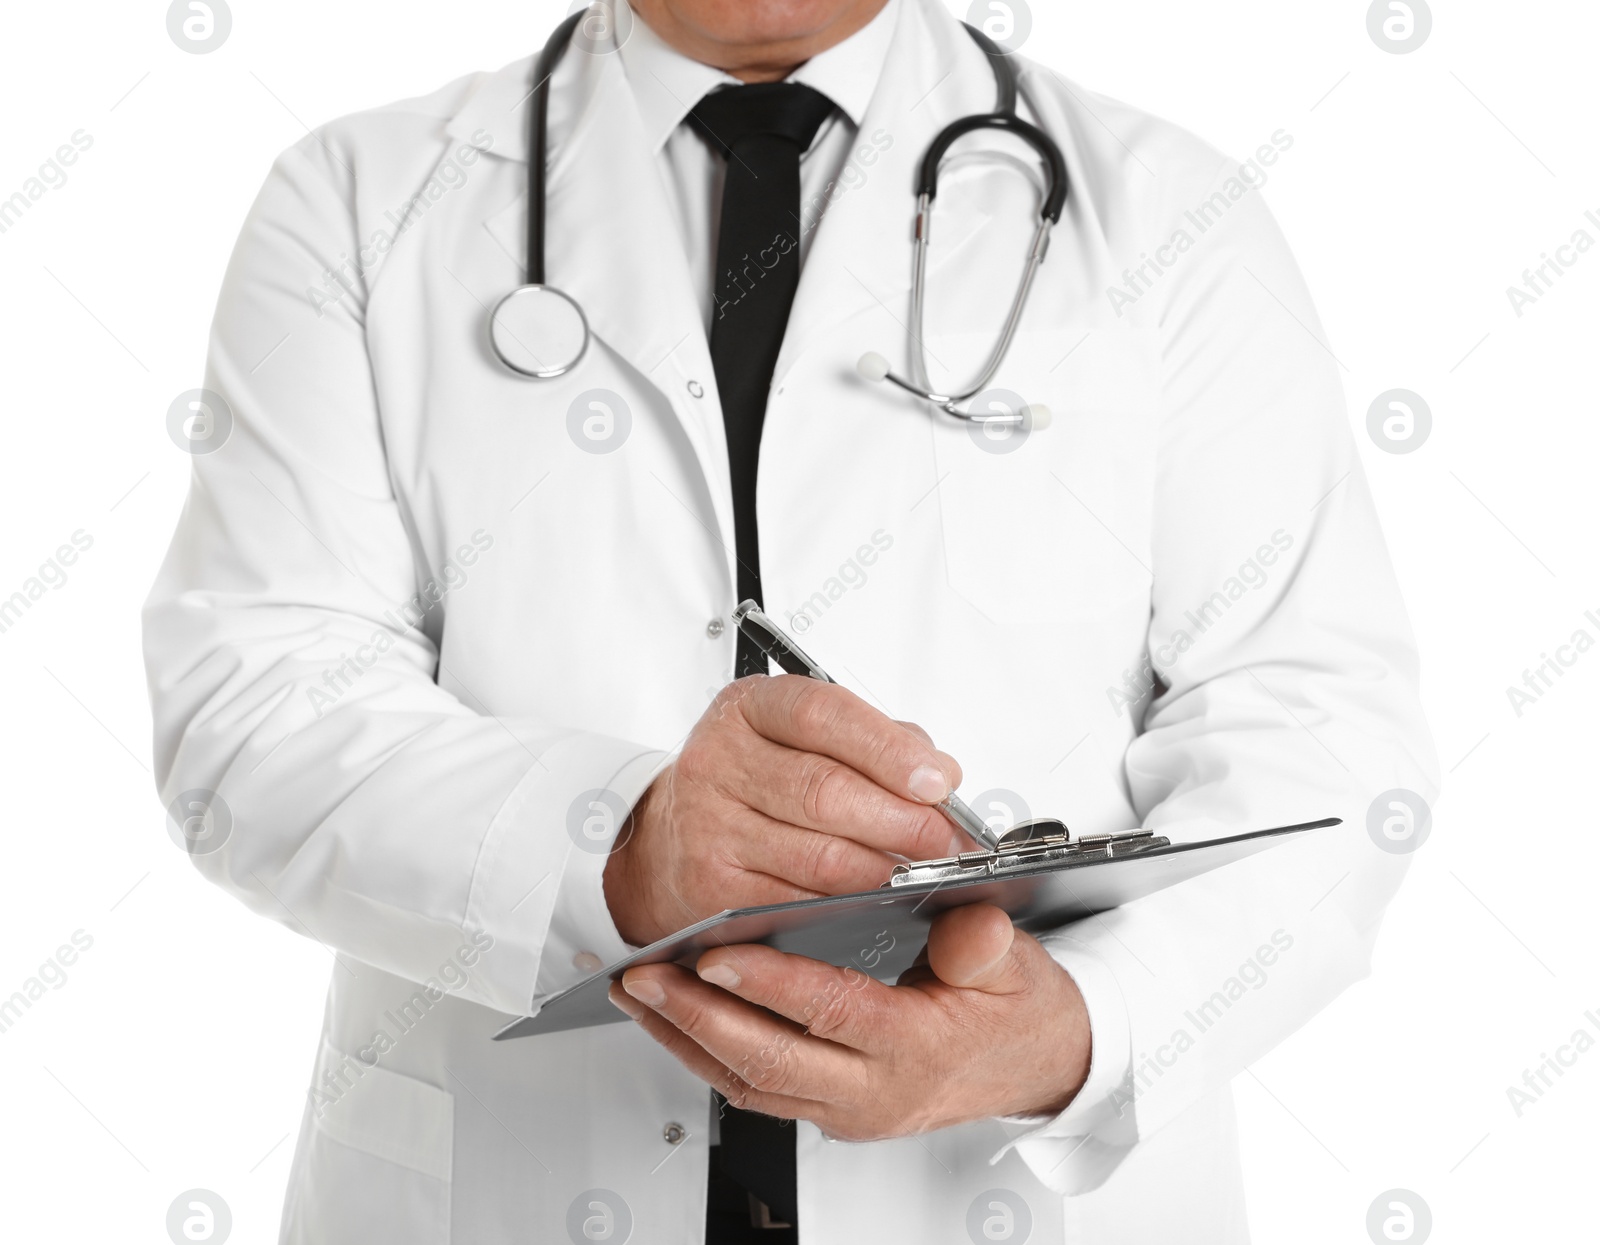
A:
607,903,1091,1140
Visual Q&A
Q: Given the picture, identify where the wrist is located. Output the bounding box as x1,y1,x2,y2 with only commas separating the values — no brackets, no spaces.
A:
1026,969,1094,1116
602,775,663,947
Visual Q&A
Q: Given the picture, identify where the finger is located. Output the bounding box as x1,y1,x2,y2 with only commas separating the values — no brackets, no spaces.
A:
925,904,1029,994
737,676,961,805
608,983,816,1120
738,820,903,895
739,741,956,862
704,795,907,897
619,963,863,1102
717,867,828,910
932,750,962,789
694,944,901,1052
895,722,963,789
894,945,934,988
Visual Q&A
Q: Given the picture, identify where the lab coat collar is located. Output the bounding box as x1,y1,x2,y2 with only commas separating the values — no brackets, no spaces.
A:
442,16,615,168
444,54,538,165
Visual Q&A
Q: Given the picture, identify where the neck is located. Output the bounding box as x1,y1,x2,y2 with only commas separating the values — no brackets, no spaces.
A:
629,0,889,83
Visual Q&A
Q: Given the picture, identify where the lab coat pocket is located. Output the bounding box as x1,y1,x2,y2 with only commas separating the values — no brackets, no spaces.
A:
928,418,1056,621
285,1039,453,1244
925,328,1154,628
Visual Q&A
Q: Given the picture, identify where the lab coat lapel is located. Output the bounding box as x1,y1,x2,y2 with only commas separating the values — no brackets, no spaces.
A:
452,48,731,539
773,0,998,388
541,52,714,403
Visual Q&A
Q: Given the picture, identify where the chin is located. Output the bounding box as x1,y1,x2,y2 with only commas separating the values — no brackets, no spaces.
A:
669,0,869,47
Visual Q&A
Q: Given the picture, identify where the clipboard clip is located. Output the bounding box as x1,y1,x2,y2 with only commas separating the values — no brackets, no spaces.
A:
886,821,1171,888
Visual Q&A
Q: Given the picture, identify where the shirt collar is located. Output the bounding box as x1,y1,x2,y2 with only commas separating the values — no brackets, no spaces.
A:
617,0,902,153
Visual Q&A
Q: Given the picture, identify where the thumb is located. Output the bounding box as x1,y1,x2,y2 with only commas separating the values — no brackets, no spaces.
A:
926,904,1027,993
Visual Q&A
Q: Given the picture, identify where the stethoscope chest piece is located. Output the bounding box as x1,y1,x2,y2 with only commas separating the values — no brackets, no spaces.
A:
489,284,589,378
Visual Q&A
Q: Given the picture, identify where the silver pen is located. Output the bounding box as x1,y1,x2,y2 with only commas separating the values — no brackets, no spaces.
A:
731,600,1004,853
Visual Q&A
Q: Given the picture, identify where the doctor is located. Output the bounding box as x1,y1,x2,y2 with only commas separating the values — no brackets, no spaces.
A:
144,0,1437,1241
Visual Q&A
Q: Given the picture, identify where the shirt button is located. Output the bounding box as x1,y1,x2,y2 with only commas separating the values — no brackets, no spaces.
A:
687,380,704,399
663,1122,687,1145
706,618,725,638
573,951,603,973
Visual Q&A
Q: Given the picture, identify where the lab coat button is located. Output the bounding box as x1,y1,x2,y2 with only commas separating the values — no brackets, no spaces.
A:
573,951,603,973
687,380,704,399
706,618,725,638
663,1122,686,1145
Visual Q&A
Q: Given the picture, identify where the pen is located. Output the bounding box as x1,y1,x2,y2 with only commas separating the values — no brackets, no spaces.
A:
732,600,1004,853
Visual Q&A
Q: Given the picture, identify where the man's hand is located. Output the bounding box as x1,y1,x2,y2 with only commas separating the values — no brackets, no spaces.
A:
603,675,966,947
607,903,1092,1137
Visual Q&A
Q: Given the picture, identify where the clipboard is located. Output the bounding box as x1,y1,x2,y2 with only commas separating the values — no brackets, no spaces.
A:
492,815,1340,1040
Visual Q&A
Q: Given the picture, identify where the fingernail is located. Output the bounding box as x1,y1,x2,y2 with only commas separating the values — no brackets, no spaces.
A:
609,989,646,1021
699,963,741,990
908,765,949,803
624,977,667,1008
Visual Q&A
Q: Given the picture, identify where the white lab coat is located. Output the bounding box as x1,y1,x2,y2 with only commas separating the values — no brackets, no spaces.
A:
143,0,1438,1240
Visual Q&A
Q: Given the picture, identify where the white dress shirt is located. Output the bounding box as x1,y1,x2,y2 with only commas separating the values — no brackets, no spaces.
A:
617,0,901,330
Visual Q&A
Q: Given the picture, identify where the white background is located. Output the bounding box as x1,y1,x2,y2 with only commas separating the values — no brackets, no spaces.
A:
0,0,1594,1240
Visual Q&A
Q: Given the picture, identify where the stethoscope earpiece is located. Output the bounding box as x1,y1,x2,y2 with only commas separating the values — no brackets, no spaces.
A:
856,352,892,383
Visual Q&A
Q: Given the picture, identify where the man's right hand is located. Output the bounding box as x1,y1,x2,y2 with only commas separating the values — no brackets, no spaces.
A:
602,675,967,948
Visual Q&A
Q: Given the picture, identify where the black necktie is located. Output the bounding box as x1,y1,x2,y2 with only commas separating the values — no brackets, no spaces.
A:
686,82,836,1234
688,82,836,681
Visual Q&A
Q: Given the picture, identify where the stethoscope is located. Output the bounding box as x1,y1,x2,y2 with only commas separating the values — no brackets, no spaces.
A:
489,12,1069,429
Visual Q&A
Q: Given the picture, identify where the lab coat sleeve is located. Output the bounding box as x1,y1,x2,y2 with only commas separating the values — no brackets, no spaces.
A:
142,133,663,1016
996,165,1439,1193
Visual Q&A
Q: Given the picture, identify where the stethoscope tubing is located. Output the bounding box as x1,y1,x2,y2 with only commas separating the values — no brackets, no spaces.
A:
526,11,583,287
496,10,1071,432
